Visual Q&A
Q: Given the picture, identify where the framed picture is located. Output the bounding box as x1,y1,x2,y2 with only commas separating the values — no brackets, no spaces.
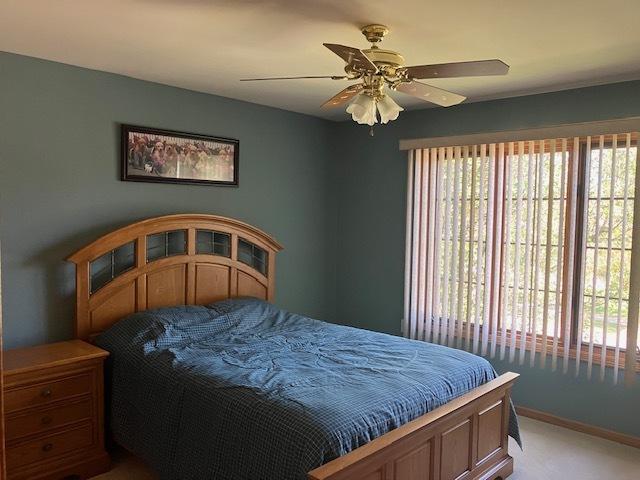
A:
121,125,239,186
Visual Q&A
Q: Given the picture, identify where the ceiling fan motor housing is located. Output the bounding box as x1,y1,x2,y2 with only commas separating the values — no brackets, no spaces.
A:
363,48,405,75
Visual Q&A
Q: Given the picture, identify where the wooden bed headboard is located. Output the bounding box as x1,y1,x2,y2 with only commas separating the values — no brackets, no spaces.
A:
67,214,283,340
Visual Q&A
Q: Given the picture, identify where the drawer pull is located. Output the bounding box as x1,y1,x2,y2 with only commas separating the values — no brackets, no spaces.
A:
41,389,52,398
42,443,54,452
41,416,53,425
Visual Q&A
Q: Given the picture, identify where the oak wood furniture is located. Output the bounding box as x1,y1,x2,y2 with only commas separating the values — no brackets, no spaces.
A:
2,340,109,480
67,213,518,480
1,241,6,479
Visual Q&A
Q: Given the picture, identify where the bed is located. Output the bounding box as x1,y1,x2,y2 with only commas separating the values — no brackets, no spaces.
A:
68,214,520,480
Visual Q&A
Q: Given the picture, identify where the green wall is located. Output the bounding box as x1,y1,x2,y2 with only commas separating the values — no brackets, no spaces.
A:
2,51,639,437
330,80,640,437
0,52,336,348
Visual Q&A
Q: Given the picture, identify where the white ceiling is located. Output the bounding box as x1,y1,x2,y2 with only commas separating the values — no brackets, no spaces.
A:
2,0,640,120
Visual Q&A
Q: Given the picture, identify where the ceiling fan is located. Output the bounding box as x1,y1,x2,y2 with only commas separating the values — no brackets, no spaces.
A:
241,24,509,128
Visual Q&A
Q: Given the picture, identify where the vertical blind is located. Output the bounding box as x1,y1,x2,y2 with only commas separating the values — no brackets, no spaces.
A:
403,134,640,385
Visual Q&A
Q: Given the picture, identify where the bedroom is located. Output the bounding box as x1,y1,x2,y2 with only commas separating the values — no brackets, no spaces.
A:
0,1,639,479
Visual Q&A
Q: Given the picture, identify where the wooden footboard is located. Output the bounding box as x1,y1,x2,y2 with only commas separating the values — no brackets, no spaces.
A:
308,372,519,480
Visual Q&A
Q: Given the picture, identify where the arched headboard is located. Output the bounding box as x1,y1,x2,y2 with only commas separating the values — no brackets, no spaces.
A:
67,214,283,340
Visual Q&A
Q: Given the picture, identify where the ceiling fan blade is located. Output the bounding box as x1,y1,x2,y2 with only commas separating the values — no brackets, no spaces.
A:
396,81,466,107
321,83,365,108
403,59,509,79
323,43,377,72
240,75,347,81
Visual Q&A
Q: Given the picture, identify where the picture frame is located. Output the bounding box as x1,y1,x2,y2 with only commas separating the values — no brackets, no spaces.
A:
121,124,239,186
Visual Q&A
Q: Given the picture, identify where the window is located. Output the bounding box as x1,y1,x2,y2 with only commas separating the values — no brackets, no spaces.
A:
404,133,639,384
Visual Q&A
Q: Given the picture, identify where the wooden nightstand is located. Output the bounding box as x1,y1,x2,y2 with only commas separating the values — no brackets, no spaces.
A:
2,340,110,480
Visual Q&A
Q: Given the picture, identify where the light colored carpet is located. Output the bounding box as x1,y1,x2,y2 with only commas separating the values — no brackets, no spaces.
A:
93,417,640,480
509,417,639,480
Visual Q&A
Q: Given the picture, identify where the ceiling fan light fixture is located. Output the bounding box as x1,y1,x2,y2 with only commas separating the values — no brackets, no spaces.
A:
242,24,510,127
346,93,378,126
377,94,404,124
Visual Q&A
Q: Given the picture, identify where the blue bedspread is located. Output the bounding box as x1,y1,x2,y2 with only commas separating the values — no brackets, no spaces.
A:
97,298,520,480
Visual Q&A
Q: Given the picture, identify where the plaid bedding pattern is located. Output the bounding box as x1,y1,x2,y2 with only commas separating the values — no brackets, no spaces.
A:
97,298,521,480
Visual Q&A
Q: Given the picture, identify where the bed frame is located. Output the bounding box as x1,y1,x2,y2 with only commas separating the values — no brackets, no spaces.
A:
68,214,518,480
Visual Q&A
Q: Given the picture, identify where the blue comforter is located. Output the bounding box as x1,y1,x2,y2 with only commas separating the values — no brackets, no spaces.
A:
97,298,520,480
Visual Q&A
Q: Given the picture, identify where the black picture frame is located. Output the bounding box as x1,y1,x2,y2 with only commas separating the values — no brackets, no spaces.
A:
121,124,239,187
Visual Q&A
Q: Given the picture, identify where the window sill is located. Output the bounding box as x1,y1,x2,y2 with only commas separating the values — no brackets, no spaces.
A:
434,321,640,372
484,332,640,373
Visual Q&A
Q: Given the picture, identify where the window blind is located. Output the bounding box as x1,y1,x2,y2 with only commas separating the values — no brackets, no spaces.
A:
403,133,640,385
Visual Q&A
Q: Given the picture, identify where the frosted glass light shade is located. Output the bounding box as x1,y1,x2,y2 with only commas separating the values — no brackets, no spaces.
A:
377,94,404,124
346,94,378,126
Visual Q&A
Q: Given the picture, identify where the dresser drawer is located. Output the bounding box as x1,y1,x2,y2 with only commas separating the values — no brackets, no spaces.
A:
5,398,92,442
4,373,92,413
6,422,94,470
